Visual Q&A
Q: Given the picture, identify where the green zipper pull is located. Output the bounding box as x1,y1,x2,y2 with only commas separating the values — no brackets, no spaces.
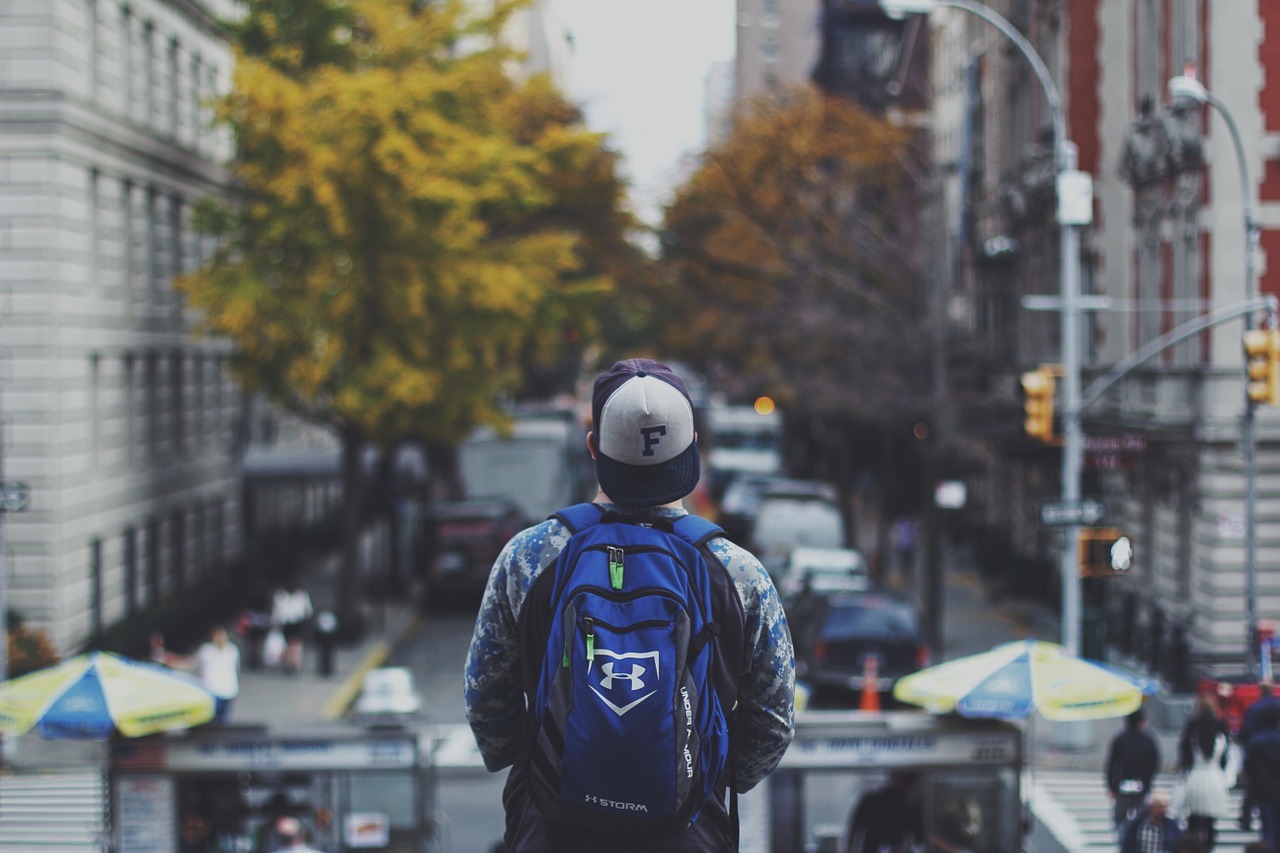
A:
585,618,596,662
608,546,624,590
561,638,569,668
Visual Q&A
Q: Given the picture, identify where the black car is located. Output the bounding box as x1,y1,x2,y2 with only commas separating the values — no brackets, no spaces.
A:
422,498,530,607
790,588,929,708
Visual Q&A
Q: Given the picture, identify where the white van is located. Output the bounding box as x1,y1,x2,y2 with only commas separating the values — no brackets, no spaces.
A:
750,495,846,575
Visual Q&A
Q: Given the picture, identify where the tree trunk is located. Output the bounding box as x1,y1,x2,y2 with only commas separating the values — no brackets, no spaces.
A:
338,426,366,637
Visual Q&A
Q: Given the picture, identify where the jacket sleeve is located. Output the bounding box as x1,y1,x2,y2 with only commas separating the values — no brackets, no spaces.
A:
710,539,796,791
463,536,527,772
463,521,569,772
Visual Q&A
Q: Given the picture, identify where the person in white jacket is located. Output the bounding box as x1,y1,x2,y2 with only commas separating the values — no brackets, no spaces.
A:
272,579,314,674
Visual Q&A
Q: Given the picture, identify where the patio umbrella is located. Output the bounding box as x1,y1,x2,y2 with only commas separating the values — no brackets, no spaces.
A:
893,639,1148,722
0,650,216,740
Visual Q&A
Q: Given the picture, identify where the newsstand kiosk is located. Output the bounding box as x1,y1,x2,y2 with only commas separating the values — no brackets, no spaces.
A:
751,711,1026,853
109,724,432,853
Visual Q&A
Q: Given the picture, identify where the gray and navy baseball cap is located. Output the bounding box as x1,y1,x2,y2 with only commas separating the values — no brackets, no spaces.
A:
591,358,701,507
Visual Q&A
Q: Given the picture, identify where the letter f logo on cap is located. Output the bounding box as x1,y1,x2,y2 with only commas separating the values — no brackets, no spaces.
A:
641,425,667,456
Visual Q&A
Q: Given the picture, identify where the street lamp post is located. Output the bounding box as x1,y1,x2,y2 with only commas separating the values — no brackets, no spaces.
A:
882,0,1093,657
1168,72,1262,680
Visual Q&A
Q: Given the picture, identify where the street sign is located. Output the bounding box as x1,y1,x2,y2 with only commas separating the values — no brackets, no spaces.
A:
1039,498,1105,527
0,481,29,513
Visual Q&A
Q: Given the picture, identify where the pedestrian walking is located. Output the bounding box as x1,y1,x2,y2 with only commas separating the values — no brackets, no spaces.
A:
272,576,314,674
464,358,795,852
1106,708,1162,832
891,515,917,576
239,578,274,671
1177,695,1232,851
1238,683,1280,830
842,771,922,853
1245,710,1280,853
1120,791,1182,853
164,625,241,722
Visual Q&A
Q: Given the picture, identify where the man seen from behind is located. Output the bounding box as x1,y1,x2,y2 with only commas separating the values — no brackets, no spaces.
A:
464,358,796,852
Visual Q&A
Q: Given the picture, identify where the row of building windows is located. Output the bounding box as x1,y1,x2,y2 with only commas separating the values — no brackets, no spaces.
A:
88,500,228,635
85,0,222,150
87,169,216,314
90,350,236,468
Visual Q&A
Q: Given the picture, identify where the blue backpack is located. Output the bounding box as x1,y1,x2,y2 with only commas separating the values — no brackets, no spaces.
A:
521,503,743,836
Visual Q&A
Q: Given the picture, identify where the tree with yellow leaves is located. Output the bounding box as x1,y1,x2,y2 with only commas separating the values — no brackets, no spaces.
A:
180,0,633,623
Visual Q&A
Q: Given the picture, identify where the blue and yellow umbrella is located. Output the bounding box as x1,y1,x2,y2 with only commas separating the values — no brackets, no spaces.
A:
0,650,215,740
893,639,1148,722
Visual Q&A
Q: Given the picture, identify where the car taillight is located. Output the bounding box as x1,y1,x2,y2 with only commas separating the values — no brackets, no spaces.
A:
915,645,930,668
813,640,828,664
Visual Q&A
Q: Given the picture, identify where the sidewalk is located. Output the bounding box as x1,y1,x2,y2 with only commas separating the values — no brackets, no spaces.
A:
3,553,421,771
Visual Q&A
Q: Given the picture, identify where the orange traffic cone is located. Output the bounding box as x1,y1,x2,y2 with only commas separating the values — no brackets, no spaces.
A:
859,657,881,711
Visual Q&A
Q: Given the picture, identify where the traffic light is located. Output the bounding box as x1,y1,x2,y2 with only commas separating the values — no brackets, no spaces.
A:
1020,366,1056,442
1078,527,1134,578
1244,328,1280,406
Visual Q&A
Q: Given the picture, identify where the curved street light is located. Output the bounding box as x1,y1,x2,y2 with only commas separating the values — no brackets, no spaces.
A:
882,0,1092,659
1169,71,1263,680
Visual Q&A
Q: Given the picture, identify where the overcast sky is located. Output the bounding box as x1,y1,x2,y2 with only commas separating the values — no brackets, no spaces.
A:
555,0,736,226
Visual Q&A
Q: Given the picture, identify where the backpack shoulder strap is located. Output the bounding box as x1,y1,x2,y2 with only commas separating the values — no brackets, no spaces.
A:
670,513,725,548
550,502,606,535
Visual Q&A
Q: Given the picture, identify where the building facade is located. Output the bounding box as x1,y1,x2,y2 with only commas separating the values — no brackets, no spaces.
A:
912,0,1280,681
0,0,243,655
735,0,823,101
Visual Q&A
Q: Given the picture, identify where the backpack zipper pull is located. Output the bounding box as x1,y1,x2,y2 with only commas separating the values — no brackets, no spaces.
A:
608,546,624,590
585,617,596,662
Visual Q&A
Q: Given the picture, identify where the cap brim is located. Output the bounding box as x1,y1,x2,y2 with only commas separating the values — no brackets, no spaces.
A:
596,442,701,508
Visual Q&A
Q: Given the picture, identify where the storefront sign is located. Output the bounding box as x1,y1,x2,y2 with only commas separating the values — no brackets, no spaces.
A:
114,774,176,853
778,730,1018,770
164,736,417,772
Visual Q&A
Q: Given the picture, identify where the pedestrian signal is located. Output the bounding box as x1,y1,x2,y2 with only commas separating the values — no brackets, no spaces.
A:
1078,527,1133,578
1244,328,1280,406
1020,366,1057,442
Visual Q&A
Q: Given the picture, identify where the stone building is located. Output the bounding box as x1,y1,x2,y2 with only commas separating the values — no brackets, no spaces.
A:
909,0,1280,683
0,0,244,655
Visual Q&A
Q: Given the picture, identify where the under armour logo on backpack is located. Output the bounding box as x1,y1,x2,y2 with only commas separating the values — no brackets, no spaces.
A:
599,661,647,690
589,649,659,716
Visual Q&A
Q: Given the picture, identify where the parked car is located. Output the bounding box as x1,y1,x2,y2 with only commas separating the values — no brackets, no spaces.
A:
750,493,846,575
777,546,870,602
718,475,841,546
422,498,530,606
353,667,421,717
790,589,929,708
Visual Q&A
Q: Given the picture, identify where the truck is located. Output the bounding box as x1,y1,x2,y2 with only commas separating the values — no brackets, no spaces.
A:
422,407,594,605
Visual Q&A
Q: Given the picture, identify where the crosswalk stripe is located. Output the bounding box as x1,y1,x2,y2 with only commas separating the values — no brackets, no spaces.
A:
1031,768,1262,853
0,770,108,853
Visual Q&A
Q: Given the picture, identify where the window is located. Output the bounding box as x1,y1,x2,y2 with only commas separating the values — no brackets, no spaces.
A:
123,353,136,460
171,510,185,588
167,38,180,138
89,168,100,290
124,526,138,617
189,53,203,145
142,21,156,127
86,0,99,104
172,352,184,455
90,539,103,636
146,352,159,457
89,353,101,471
121,7,134,121
147,187,159,300
147,517,161,604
